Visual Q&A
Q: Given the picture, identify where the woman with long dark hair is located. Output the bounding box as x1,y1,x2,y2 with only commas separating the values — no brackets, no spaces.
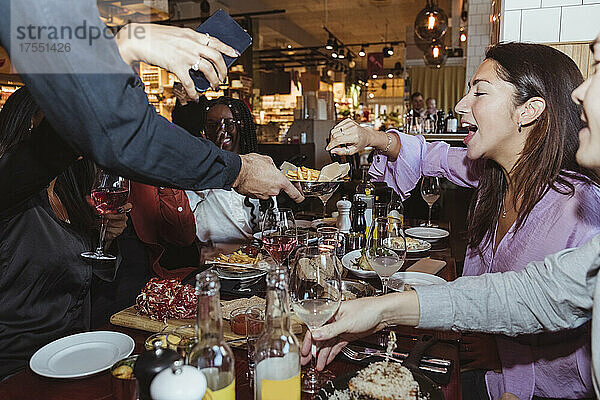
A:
179,96,270,243
325,43,600,399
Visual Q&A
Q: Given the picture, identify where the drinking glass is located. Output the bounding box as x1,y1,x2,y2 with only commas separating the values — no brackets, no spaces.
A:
365,217,406,294
261,208,298,268
170,324,198,364
317,226,345,260
290,246,342,393
245,306,265,377
421,176,441,227
81,169,130,261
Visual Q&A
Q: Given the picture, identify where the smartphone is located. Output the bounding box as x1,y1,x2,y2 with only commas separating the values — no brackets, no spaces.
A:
190,9,252,92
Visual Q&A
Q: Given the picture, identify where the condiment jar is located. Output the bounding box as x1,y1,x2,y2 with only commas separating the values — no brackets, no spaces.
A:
133,338,180,400
150,360,207,400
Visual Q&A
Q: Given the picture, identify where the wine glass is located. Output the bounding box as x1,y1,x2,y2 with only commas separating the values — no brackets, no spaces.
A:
365,217,406,294
421,176,441,227
261,208,298,269
81,169,129,261
290,245,342,393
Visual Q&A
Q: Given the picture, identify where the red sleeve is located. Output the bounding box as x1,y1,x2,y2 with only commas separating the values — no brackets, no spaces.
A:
156,188,196,246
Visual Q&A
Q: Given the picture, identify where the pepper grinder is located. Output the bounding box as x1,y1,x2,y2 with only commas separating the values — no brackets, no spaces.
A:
336,197,352,234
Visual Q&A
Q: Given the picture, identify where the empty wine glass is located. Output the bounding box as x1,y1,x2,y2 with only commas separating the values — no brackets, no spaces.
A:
261,208,298,269
290,245,342,393
421,176,441,227
365,217,406,294
81,169,129,261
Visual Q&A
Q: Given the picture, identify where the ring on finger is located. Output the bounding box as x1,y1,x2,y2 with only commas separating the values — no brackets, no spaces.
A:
204,32,211,46
192,61,200,71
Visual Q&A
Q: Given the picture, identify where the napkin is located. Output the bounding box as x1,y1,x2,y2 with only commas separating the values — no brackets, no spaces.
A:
318,162,350,181
406,258,446,275
280,161,297,175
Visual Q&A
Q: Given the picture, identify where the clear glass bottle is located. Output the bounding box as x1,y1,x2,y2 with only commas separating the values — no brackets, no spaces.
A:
253,269,300,400
446,109,458,133
387,189,404,227
188,271,235,400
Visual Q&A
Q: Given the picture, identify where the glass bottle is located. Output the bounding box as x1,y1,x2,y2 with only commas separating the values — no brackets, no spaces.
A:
446,109,458,133
387,189,404,227
254,269,301,400
189,271,235,399
355,166,375,197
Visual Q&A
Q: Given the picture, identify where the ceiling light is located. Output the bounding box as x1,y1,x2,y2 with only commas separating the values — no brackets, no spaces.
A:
331,51,338,58
414,0,449,42
388,73,394,78
287,44,292,49
349,60,356,68
368,93,375,98
372,74,377,79
460,32,467,42
325,34,335,50
386,45,394,56
338,48,345,59
358,45,366,57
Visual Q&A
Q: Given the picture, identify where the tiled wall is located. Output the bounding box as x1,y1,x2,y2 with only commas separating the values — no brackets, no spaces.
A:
501,0,600,42
466,0,492,83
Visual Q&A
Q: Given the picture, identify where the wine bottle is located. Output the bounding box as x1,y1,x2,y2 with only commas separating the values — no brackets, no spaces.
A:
188,271,236,400
446,109,458,133
355,166,375,197
254,269,301,400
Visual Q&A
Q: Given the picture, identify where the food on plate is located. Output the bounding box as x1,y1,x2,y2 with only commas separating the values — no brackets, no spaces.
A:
351,249,373,271
348,361,421,399
135,278,197,321
387,237,429,251
285,166,321,181
213,250,260,265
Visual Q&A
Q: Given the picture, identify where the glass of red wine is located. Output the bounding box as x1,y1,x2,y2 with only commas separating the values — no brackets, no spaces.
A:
261,208,297,269
81,169,130,261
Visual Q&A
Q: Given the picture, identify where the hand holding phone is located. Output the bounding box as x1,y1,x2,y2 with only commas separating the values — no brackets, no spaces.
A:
190,9,253,92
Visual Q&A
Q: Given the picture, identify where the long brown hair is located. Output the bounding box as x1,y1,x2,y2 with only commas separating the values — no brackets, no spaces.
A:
467,43,600,255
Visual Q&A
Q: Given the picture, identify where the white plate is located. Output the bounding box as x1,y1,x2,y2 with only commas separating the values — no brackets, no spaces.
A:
30,331,134,378
388,271,447,291
295,219,313,229
341,249,377,278
214,266,267,280
405,227,450,240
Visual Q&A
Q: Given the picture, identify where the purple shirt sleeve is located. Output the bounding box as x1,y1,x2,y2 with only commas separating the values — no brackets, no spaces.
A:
369,130,480,199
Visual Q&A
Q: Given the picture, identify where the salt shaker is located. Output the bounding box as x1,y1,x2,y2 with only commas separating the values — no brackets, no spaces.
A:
336,198,352,233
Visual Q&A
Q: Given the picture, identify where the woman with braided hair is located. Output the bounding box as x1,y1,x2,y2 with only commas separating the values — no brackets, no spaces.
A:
178,96,273,244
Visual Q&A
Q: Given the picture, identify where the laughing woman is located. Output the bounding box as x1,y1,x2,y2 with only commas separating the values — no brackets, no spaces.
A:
326,43,600,399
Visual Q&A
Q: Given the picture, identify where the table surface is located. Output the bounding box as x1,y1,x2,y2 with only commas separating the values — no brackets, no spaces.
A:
0,221,460,400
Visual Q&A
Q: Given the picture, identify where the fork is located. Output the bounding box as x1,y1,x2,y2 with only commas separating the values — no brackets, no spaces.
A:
341,346,448,374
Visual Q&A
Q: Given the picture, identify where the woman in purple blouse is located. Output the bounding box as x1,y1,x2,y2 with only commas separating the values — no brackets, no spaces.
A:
327,43,600,399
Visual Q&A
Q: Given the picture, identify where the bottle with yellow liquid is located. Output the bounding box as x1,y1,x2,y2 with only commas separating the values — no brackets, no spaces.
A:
253,269,300,400
189,271,235,400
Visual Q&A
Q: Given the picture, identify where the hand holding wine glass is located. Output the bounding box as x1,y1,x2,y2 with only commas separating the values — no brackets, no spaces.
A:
261,208,298,268
290,245,342,393
421,176,441,227
81,169,130,261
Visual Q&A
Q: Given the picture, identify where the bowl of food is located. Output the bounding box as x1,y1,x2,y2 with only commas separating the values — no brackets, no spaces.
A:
110,355,138,400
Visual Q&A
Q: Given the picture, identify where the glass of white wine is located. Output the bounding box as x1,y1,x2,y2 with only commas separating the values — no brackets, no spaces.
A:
290,245,342,393
365,217,406,294
421,176,441,227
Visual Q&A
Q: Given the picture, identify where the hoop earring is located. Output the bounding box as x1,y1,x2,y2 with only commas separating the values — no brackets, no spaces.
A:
518,122,522,133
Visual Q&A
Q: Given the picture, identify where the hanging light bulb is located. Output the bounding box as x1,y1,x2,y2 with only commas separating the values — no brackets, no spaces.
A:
386,45,394,56
387,73,394,78
424,41,447,68
338,47,345,59
358,45,366,57
372,74,378,79
331,41,339,58
414,0,449,42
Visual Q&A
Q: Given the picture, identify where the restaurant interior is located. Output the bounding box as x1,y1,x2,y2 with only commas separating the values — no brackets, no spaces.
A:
2,0,600,399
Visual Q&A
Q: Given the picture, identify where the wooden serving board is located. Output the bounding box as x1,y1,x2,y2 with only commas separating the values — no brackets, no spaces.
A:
110,306,304,343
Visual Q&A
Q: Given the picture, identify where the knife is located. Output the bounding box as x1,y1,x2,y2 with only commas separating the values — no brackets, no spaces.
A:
348,344,452,367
